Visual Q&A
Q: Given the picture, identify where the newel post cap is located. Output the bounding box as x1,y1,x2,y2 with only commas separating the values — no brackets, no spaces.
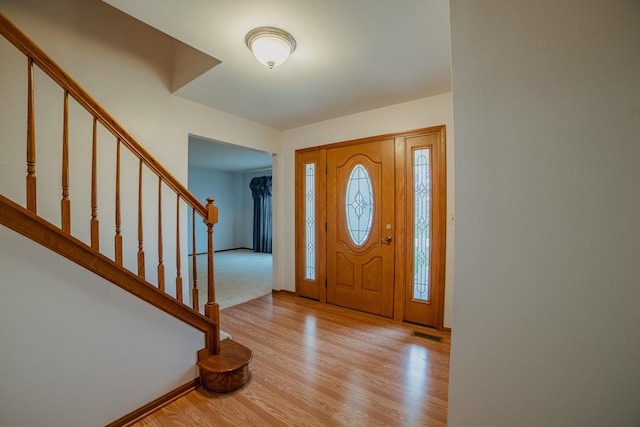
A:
205,197,218,225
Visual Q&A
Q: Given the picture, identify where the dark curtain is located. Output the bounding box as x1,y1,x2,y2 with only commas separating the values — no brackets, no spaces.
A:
249,175,272,253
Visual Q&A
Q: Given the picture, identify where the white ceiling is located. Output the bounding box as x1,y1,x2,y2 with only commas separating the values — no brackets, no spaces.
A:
102,0,452,131
97,0,451,172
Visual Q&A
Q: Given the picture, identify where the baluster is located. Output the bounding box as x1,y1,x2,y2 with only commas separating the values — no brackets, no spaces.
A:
191,208,199,311
205,197,220,353
137,159,145,279
61,90,70,232
157,177,165,292
26,57,36,213
114,140,123,265
90,117,99,249
175,195,183,303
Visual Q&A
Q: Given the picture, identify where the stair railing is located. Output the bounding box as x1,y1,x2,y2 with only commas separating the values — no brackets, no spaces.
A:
0,13,220,354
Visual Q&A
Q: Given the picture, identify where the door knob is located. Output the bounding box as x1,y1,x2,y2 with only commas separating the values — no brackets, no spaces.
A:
382,236,392,244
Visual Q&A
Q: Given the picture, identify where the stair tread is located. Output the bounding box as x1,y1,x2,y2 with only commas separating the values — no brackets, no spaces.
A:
197,339,253,373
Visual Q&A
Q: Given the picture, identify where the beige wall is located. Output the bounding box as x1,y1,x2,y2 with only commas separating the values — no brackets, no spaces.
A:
448,0,640,425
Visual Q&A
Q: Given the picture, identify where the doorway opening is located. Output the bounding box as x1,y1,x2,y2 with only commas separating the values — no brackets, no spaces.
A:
187,135,274,309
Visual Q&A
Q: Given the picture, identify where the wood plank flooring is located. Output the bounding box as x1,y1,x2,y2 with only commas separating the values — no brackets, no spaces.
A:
133,293,450,426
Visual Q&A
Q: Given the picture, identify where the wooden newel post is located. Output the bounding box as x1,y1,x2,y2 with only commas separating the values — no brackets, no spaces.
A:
204,197,220,354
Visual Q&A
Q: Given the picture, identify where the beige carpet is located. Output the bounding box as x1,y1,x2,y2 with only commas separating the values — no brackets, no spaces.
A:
188,249,273,311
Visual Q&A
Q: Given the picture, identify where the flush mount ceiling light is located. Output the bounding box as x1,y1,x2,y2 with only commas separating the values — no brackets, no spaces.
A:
245,26,296,69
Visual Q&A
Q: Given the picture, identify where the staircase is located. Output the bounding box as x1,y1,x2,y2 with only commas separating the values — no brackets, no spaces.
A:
0,10,251,404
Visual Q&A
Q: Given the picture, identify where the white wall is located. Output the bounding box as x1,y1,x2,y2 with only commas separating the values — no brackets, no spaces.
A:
277,93,455,327
0,226,203,427
448,1,640,425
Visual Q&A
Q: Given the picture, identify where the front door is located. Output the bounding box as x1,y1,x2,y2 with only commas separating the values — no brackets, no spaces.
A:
326,139,395,317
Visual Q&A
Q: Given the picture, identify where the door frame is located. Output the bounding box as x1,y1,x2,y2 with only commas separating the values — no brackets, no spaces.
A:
295,125,447,330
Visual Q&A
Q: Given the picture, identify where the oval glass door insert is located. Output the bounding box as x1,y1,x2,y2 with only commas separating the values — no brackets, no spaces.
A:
345,164,374,246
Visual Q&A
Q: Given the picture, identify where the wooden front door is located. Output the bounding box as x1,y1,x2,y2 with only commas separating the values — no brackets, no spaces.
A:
326,139,395,317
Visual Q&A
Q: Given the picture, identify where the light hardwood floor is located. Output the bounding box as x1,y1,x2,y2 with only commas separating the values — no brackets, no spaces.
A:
134,293,450,426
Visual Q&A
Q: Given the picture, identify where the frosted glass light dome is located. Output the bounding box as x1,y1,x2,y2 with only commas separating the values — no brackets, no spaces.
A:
245,27,296,69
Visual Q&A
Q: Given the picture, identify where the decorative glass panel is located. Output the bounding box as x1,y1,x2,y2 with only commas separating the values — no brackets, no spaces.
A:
345,164,374,246
304,163,316,280
413,149,430,301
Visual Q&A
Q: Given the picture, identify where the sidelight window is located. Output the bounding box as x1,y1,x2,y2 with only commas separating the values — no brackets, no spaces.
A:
304,163,316,280
413,149,430,301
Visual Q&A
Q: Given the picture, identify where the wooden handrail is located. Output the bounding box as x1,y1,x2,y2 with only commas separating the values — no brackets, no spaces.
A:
0,12,206,218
